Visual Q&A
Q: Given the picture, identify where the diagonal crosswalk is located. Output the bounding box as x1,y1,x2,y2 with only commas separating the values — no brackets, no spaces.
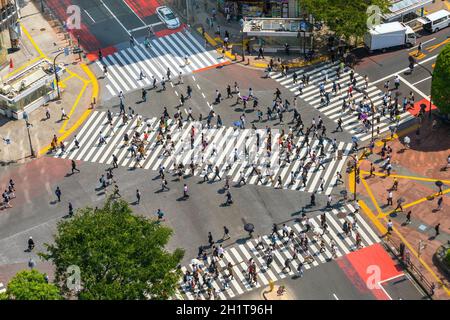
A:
270,61,415,142
53,111,352,194
96,30,225,96
176,203,380,300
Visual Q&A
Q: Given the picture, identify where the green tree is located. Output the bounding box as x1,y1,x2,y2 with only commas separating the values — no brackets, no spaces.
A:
2,270,61,300
40,198,184,300
301,0,390,41
431,43,450,115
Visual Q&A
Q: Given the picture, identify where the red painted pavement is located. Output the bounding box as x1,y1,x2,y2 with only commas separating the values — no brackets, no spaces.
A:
0,158,77,213
155,24,187,37
337,243,404,300
123,0,161,17
408,98,437,116
86,46,118,62
46,0,102,52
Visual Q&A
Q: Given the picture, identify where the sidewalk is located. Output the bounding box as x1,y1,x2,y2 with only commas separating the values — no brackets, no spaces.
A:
0,1,98,164
351,116,450,300
180,0,329,70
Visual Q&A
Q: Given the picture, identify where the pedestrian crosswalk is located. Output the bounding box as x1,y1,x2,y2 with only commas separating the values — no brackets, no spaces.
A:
270,61,415,142
53,111,352,194
176,203,380,300
96,30,225,97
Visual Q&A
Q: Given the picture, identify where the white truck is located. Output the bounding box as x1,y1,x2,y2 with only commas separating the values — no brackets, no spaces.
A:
364,22,416,53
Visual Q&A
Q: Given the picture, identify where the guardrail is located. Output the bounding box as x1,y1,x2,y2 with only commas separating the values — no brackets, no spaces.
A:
381,236,436,298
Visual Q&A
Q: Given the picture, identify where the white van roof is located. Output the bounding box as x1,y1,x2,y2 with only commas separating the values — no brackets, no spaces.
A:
369,22,406,34
426,9,450,22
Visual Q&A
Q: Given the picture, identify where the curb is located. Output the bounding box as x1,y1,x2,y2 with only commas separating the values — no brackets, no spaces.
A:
197,27,328,70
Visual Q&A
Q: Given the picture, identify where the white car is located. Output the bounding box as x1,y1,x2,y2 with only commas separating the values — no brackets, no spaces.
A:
156,6,180,29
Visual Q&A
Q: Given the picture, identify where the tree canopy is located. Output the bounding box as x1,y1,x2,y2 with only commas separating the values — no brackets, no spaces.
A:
1,269,61,300
302,0,390,40
431,43,450,115
40,198,184,300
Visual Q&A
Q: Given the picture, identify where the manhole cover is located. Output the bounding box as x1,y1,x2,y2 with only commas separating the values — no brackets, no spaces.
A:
40,28,46,31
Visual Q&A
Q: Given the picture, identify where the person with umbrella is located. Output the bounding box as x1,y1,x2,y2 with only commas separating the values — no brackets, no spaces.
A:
394,197,405,212
244,223,254,238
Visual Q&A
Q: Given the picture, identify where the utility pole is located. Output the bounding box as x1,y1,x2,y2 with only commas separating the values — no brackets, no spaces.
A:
53,50,65,99
25,120,35,158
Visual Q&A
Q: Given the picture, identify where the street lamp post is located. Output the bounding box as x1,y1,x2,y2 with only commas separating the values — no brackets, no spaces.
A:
53,50,65,100
347,154,358,201
25,120,35,158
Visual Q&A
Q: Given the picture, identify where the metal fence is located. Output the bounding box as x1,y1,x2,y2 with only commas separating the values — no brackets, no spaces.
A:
381,236,436,298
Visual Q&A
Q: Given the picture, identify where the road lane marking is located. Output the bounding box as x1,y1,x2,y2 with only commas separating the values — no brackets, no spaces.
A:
397,75,430,100
371,54,437,85
412,76,432,86
129,22,164,33
407,37,436,51
100,0,132,37
84,9,96,23
121,0,146,26
333,293,339,300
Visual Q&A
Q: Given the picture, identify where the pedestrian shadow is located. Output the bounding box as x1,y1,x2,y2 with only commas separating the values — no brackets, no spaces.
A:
49,200,58,205
219,203,231,207
176,196,189,201
217,188,226,195
235,237,250,245
65,172,75,177
130,201,139,206
428,235,437,241
96,191,106,196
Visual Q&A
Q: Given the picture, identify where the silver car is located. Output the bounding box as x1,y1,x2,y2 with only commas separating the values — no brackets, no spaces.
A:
156,6,180,29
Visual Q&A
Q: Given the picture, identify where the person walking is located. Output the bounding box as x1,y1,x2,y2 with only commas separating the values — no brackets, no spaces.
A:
112,154,118,169
208,232,214,247
434,223,440,237
142,88,147,102
387,191,393,206
297,262,304,278
405,210,412,224
55,186,62,202
436,197,443,211
223,226,230,240
60,107,69,121
387,219,393,235
28,236,35,251
136,189,141,204
161,178,169,191
183,184,189,198
71,160,80,173
68,202,74,217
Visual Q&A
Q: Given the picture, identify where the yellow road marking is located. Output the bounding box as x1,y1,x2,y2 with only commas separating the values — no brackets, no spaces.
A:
197,27,217,46
383,215,450,296
39,109,93,156
361,177,385,215
426,37,450,52
21,24,45,57
61,74,76,84
5,56,44,79
359,170,450,184
409,51,426,60
58,82,88,134
80,64,98,100
361,171,450,296
360,200,386,234
65,68,89,83
378,188,450,218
